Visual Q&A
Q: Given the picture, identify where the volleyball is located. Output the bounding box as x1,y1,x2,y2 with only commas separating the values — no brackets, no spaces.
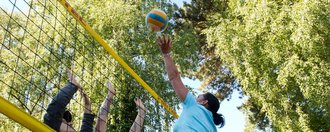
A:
146,9,168,32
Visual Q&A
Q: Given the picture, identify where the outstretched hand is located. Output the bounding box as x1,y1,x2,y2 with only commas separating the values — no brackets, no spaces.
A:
66,68,82,90
134,98,146,112
157,34,172,55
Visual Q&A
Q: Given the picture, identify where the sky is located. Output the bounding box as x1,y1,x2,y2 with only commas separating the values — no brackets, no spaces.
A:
0,0,29,13
172,0,190,7
1,0,247,131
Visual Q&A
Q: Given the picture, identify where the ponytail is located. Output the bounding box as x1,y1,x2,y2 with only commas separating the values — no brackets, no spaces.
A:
212,112,225,128
203,92,225,127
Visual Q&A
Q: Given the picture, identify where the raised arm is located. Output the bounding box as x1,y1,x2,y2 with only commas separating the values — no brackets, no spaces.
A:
94,81,116,132
43,68,81,131
157,35,188,102
80,90,92,114
130,98,147,132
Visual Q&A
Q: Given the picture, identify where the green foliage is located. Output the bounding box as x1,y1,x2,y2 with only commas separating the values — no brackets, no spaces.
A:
173,0,240,101
201,0,330,131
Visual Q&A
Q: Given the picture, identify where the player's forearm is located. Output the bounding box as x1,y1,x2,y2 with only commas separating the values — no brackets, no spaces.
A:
163,54,188,101
84,106,92,114
100,97,112,114
163,54,180,80
130,109,146,132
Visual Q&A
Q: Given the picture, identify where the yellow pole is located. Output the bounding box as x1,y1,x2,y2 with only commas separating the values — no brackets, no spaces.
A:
0,96,55,132
56,0,178,118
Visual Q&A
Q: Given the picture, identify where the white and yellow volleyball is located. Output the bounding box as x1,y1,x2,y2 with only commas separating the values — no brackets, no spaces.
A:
146,9,168,32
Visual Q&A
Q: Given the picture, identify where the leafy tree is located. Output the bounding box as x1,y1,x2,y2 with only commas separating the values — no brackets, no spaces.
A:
173,0,240,101
189,0,329,131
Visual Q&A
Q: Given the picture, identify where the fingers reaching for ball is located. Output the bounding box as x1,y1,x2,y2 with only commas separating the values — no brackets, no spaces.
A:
157,34,172,55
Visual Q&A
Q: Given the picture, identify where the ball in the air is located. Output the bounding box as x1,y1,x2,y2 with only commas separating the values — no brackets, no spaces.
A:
146,9,168,32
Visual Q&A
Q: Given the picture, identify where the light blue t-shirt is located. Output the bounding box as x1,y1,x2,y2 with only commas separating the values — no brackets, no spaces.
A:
173,92,217,132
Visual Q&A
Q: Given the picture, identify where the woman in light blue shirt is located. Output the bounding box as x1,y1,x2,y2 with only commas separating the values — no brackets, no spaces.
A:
157,35,225,131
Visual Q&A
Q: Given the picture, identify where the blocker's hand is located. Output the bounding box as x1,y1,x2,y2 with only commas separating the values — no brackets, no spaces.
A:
134,98,146,112
157,34,172,55
66,68,82,90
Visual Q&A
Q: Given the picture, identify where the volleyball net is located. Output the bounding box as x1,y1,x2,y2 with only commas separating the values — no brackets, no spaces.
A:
0,0,178,131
